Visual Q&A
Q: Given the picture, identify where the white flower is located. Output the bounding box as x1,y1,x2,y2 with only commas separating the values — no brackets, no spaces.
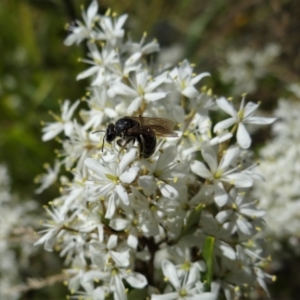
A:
151,259,216,300
130,186,171,237
80,87,118,130
58,170,87,216
98,13,128,47
35,160,61,193
138,146,186,201
85,148,139,218
64,0,100,46
215,189,265,241
76,42,118,84
42,99,80,141
214,97,276,149
89,234,130,268
125,33,160,64
109,205,140,249
83,266,147,300
61,121,100,171
108,69,167,114
34,207,76,251
169,60,210,99
191,146,253,206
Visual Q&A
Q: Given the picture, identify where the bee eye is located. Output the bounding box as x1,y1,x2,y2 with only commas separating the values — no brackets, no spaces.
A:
105,124,116,143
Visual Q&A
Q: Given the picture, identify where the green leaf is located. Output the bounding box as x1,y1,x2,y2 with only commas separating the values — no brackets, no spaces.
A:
202,236,215,291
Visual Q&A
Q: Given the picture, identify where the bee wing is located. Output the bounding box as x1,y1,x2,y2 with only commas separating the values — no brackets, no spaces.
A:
130,117,176,130
127,126,178,137
127,117,178,137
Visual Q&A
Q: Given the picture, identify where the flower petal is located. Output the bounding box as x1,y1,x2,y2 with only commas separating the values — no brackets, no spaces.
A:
127,233,138,249
138,175,156,196
243,101,259,118
236,218,252,236
105,193,117,219
144,92,167,102
219,242,236,260
214,191,228,207
86,0,98,23
109,218,128,230
111,250,130,267
244,116,276,125
214,182,228,207
125,272,147,288
77,66,99,80
237,123,251,149
107,234,118,249
190,72,210,85
218,146,239,171
191,160,212,179
127,97,142,114
202,148,218,173
215,210,233,224
159,182,178,200
151,293,178,300
214,117,236,133
182,86,199,98
119,166,139,183
42,123,64,141
240,207,265,218
116,184,129,205
85,158,107,176
224,172,253,188
115,14,128,30
216,97,237,118
161,260,180,289
118,148,137,174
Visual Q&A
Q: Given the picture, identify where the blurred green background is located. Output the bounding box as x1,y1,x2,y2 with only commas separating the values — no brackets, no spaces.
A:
1,0,299,299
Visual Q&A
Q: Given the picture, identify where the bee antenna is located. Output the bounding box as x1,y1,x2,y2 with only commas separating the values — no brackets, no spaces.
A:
102,134,106,152
92,129,106,134
92,129,106,152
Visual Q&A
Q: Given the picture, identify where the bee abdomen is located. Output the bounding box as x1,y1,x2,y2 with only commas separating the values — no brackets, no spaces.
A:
140,134,156,158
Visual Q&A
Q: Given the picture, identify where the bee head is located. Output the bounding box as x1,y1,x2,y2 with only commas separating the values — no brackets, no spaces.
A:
105,123,116,143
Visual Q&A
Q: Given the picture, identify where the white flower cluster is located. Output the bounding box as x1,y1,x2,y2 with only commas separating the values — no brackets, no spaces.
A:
220,44,280,95
0,165,37,300
255,95,300,242
36,1,276,299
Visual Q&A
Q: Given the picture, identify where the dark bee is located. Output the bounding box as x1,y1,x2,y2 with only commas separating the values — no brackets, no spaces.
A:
97,116,178,158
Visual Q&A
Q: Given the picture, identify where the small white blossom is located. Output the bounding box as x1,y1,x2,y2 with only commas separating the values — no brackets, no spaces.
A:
64,0,100,46
214,97,276,149
76,42,118,83
35,160,61,194
98,13,128,47
138,146,186,200
125,32,160,63
42,99,80,141
169,60,209,99
151,259,216,300
34,206,76,251
215,189,265,241
85,148,139,218
191,146,253,206
108,69,167,114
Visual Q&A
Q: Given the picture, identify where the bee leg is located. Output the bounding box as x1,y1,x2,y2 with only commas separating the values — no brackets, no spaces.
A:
116,138,135,157
136,135,144,158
